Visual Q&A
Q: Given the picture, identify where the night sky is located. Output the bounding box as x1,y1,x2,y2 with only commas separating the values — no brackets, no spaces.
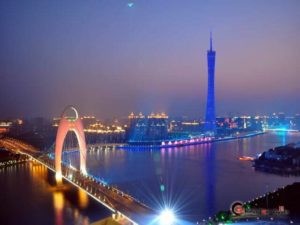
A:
0,0,299,119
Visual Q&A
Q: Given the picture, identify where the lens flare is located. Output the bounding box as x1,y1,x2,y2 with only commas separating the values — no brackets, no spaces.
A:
159,209,175,225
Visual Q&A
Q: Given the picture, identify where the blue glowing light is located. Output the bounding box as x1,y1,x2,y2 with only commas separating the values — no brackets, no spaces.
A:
127,2,134,8
205,33,216,133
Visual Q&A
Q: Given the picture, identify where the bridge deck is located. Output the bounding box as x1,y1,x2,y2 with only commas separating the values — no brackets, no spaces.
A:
41,156,156,224
0,138,157,225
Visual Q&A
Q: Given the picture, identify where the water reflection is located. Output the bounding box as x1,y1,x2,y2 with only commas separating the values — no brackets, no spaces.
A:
204,143,216,217
1,133,300,225
78,189,89,209
280,132,287,145
26,162,102,225
53,191,64,225
0,158,112,225
30,161,48,180
77,133,300,222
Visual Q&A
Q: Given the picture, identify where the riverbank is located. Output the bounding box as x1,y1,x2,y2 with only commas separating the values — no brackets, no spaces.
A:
254,142,300,176
0,148,29,168
118,131,265,150
209,182,300,224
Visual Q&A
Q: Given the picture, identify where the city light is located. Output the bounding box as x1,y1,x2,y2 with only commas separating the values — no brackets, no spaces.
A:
159,209,176,225
55,171,62,182
0,0,299,224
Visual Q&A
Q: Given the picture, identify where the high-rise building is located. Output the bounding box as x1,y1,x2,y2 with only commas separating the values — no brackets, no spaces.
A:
128,112,147,142
127,112,168,144
205,32,216,134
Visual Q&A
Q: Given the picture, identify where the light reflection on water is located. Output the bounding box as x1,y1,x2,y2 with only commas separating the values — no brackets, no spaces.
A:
64,133,300,223
53,191,64,225
0,132,299,225
29,162,92,225
0,162,110,225
78,189,89,209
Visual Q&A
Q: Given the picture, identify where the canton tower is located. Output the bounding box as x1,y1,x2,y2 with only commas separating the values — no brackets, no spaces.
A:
205,32,216,134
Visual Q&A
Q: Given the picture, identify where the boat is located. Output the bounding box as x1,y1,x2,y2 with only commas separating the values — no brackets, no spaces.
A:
239,156,255,161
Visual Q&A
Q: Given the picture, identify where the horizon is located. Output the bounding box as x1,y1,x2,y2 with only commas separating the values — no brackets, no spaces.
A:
0,0,299,118
1,111,298,122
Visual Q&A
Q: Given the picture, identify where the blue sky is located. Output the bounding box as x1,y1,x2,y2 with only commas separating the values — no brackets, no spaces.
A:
0,0,299,118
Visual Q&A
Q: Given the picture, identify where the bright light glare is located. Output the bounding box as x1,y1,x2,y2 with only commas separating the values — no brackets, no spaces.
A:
55,172,62,180
159,209,175,225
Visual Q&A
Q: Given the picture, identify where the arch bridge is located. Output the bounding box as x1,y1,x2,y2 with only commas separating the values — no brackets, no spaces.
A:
1,106,156,225
51,106,155,224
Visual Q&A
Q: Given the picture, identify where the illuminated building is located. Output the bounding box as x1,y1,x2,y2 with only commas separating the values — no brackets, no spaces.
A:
169,120,202,133
0,121,13,127
295,114,300,130
53,115,126,144
205,32,216,134
81,116,97,128
0,121,12,133
53,116,125,134
127,112,147,143
127,112,169,144
278,112,286,125
0,119,23,134
147,113,168,141
216,116,264,136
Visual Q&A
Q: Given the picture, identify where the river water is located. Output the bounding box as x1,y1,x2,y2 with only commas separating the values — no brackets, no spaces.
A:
0,132,299,225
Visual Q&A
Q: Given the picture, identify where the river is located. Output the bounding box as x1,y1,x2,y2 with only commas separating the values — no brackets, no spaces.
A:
0,132,299,224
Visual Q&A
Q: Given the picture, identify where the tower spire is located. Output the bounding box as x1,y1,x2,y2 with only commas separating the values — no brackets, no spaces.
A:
210,31,213,51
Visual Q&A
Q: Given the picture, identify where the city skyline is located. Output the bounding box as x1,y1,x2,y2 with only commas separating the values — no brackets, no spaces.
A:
1,1,300,225
0,0,299,119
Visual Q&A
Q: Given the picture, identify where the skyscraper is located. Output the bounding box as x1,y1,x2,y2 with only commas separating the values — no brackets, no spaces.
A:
127,112,168,144
205,33,216,134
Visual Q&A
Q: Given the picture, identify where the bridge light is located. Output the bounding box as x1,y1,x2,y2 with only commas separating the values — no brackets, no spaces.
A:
81,168,87,176
159,209,175,225
55,172,62,183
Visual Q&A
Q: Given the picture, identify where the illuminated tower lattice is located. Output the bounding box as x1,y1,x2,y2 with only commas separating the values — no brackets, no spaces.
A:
55,106,87,181
205,32,216,134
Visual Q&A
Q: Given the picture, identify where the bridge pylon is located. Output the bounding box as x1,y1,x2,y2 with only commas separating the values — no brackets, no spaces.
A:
54,106,87,182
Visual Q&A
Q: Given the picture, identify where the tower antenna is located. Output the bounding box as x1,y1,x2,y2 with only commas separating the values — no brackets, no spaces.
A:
210,31,213,51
